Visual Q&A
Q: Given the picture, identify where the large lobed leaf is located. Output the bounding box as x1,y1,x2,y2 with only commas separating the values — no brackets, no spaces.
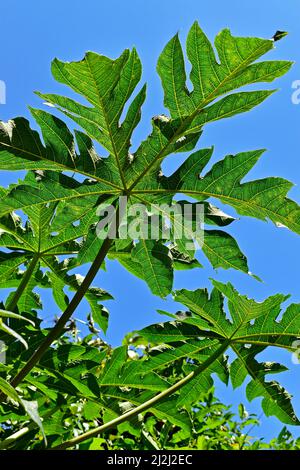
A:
136,281,300,425
0,23,296,298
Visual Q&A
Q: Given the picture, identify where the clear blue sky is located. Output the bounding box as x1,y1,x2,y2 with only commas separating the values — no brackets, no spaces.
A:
1,0,300,442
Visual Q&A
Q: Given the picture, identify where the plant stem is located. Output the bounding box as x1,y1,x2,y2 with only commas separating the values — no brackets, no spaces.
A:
10,237,113,388
6,253,40,311
52,340,230,450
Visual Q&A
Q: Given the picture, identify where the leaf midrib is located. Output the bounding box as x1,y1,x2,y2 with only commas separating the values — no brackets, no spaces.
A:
85,55,128,190
0,141,123,191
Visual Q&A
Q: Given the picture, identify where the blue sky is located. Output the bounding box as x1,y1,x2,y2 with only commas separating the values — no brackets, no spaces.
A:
1,0,300,442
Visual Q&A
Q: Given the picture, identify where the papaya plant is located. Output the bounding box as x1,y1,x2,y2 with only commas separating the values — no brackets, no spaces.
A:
0,22,299,449
0,328,291,451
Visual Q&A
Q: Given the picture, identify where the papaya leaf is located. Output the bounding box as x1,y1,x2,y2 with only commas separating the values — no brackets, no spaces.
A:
136,282,300,424
0,23,296,299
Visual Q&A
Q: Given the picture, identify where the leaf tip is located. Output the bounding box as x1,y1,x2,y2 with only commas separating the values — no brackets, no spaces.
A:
272,31,288,42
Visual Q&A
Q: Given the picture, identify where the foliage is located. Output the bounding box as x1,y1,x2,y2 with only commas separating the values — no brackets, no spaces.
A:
0,22,299,449
0,328,299,451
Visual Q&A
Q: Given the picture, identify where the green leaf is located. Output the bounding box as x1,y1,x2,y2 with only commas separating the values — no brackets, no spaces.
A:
141,281,300,424
37,48,145,185
20,399,47,444
131,240,173,298
0,376,20,403
203,230,250,274
43,257,112,332
231,345,299,425
157,33,193,119
0,309,35,325
0,23,297,447
158,21,291,119
0,319,29,349
211,280,299,349
99,346,169,391
0,23,296,302
164,148,300,234
0,377,46,442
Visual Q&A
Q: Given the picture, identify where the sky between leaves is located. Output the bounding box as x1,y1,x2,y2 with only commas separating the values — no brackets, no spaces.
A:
0,0,300,440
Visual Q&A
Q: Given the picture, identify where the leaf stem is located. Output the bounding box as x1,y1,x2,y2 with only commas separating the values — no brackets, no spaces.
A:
10,238,113,388
52,340,230,450
6,253,40,311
